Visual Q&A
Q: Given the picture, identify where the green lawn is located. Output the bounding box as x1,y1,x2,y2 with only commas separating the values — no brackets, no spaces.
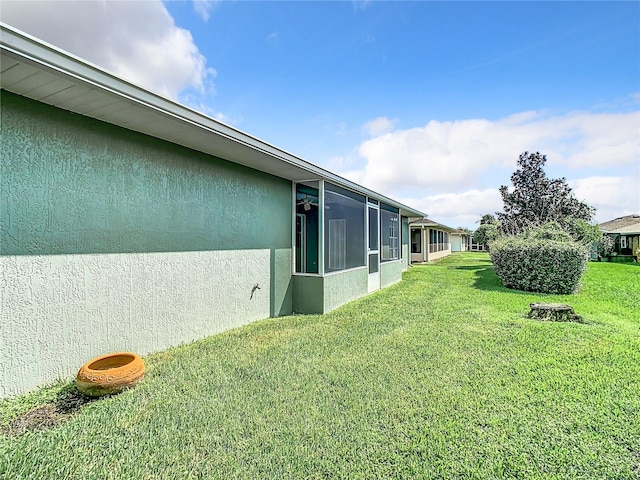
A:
1,253,639,479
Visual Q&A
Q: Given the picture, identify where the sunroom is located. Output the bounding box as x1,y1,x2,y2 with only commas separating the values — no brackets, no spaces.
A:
409,218,456,263
293,180,412,314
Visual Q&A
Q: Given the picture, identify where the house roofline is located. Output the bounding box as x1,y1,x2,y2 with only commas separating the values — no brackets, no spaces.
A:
409,218,457,232
0,23,425,219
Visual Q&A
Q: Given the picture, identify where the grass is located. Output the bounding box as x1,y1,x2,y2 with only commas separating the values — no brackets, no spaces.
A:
1,253,639,479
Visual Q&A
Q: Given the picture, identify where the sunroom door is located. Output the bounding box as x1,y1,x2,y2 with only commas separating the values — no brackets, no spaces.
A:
368,204,380,292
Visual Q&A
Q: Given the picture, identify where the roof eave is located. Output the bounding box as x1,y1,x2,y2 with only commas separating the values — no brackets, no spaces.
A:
0,23,426,219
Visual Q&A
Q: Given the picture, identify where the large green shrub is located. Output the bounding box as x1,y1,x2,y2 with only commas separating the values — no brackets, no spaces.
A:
490,233,588,294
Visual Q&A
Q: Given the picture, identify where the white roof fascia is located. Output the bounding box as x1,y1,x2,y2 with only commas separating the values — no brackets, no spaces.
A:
0,23,425,219
602,226,640,235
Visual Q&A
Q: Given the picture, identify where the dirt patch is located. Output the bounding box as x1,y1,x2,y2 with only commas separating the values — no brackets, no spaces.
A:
2,388,97,436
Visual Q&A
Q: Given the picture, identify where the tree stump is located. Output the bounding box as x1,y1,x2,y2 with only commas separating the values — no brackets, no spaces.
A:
527,303,583,323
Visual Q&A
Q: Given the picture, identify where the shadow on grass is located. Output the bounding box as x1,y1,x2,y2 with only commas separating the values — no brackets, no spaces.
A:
450,264,536,296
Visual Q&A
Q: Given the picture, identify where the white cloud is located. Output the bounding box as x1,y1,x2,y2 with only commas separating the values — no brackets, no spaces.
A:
343,105,640,229
391,171,640,230
193,0,219,22
385,174,640,230
351,109,640,195
267,32,280,43
397,189,503,229
0,0,215,100
362,116,398,137
569,174,640,225
352,0,371,12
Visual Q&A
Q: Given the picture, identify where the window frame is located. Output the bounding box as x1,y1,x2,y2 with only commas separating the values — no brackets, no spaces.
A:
380,203,400,262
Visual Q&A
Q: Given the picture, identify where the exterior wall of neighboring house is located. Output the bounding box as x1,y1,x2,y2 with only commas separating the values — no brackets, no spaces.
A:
427,229,452,261
470,241,487,251
410,224,452,262
617,234,640,258
451,233,468,252
451,235,462,252
607,233,640,262
401,217,410,271
598,216,640,262
0,92,294,398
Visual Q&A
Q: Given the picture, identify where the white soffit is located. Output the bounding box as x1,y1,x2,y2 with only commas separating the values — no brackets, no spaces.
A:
0,23,425,218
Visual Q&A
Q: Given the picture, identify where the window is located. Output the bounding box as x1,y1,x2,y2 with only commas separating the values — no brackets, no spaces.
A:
324,183,365,273
369,253,379,274
380,203,400,261
411,229,421,253
295,182,319,274
368,207,379,251
429,228,450,253
328,219,346,270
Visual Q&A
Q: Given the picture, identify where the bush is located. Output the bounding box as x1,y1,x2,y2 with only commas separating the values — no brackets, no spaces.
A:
526,221,572,242
490,234,588,294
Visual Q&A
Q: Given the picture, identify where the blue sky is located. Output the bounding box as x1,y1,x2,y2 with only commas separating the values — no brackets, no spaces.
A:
2,1,639,228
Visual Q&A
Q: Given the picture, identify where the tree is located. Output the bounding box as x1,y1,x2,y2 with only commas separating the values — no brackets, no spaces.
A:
479,214,497,225
561,217,601,246
473,223,499,247
472,214,499,249
497,151,595,235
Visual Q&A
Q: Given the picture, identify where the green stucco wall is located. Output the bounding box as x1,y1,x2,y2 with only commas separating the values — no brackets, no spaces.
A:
292,267,369,315
0,91,294,398
1,91,291,256
380,260,403,288
292,275,325,314
323,268,368,312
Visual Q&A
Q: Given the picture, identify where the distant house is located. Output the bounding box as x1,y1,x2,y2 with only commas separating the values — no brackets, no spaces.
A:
409,218,455,262
0,25,425,398
599,215,640,263
450,229,471,252
469,239,487,252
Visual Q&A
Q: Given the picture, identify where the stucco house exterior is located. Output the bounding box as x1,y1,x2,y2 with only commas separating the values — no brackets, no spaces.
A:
599,215,640,263
0,25,425,398
450,229,470,252
409,218,455,263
